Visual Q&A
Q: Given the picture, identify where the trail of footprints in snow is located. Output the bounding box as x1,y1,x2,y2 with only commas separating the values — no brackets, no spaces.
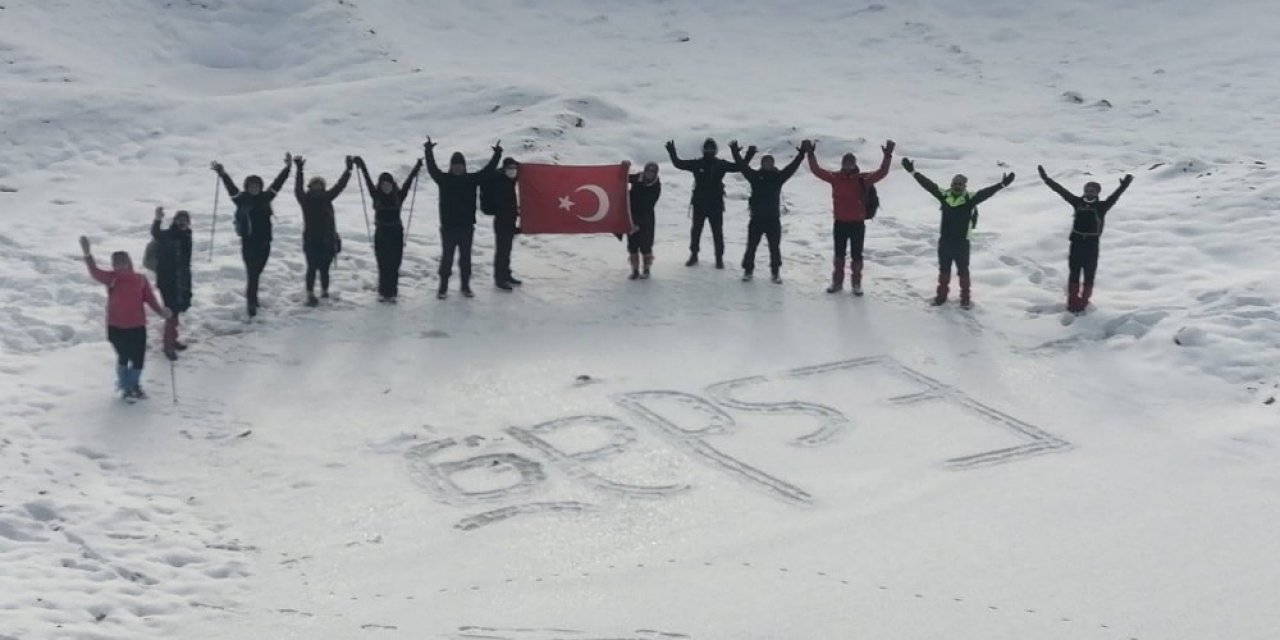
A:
435,556,1137,638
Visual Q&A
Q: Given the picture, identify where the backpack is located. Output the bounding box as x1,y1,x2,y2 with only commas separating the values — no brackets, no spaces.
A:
864,183,880,220
234,204,252,237
142,239,159,272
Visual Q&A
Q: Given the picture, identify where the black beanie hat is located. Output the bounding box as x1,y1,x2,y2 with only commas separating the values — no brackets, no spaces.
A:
502,157,518,168
244,175,264,189
450,152,466,165
377,172,396,188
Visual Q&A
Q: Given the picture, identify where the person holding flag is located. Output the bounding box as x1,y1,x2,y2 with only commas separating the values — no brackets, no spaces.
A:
625,161,662,280
665,137,754,269
354,155,422,303
425,138,503,299
901,157,1014,308
729,139,807,283
480,157,523,291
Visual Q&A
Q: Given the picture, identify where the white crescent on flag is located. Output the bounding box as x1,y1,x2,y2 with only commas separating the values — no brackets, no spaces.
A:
572,184,610,222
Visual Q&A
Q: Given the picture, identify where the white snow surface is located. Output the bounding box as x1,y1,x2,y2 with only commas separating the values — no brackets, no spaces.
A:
1,0,1279,638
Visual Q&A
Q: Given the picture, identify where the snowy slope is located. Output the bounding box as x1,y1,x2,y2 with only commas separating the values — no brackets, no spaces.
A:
1,1,1279,639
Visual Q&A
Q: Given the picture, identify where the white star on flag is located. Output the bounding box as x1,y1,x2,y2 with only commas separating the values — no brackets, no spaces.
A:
557,195,575,211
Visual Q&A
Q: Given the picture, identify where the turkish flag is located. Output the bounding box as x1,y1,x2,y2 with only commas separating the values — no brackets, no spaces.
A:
517,163,632,235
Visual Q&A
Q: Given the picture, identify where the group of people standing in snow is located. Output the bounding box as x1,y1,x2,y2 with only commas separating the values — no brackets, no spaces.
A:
81,135,1133,401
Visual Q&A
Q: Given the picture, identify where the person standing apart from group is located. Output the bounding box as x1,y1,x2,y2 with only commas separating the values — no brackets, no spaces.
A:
80,236,170,401
1037,165,1133,314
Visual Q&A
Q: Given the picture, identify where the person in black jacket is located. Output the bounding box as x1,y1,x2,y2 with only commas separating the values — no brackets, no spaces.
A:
901,158,1013,308
624,161,662,280
355,154,423,303
480,157,521,291
294,155,353,306
730,140,807,283
425,138,502,299
211,154,291,318
665,138,754,269
1038,166,1133,313
150,206,192,361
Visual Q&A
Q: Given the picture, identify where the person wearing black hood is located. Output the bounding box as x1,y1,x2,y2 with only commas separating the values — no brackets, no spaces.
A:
729,139,807,283
1037,165,1133,313
623,160,662,280
211,153,292,318
150,206,192,361
294,154,353,306
354,154,423,303
665,137,754,269
425,138,503,299
480,157,522,290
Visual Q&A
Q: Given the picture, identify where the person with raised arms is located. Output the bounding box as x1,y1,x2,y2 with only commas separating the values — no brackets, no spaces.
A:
293,154,353,307
355,154,423,304
901,157,1014,309
1037,165,1134,314
211,153,292,318
425,138,502,300
665,137,754,269
729,139,807,283
806,139,895,295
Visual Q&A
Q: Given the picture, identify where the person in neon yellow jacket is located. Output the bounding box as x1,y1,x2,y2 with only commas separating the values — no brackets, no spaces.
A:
901,158,1013,308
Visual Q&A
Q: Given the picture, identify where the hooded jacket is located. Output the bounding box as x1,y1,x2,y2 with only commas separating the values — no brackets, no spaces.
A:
295,165,352,243
218,165,291,243
808,148,892,222
150,219,193,312
85,258,165,328
427,148,502,228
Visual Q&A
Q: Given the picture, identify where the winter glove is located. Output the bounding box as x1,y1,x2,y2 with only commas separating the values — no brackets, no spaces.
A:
284,152,293,167
1002,172,1016,187
1120,174,1134,185
294,155,305,168
1037,165,1049,180
882,140,896,155
901,158,915,173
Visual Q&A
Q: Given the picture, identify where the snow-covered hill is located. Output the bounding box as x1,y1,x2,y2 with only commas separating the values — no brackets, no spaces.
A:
1,1,1278,638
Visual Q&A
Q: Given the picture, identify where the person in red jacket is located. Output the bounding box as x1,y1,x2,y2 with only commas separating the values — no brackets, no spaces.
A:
81,236,170,400
807,139,894,295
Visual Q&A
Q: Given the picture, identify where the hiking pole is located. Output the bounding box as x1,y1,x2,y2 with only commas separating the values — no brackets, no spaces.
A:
208,174,221,262
403,164,421,246
169,358,178,405
357,171,373,246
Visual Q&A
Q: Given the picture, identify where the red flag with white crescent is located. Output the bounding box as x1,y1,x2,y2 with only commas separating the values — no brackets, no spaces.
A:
517,163,632,235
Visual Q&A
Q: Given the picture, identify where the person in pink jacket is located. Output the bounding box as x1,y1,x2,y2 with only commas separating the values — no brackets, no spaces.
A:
81,236,170,400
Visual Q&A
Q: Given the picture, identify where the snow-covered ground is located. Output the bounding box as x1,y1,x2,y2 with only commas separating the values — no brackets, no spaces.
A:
1,0,1278,638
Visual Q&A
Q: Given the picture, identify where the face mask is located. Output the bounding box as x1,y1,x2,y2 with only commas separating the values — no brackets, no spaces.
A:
505,168,518,179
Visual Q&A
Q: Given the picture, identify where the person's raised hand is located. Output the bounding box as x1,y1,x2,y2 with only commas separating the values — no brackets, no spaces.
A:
79,236,91,256
1002,172,1016,187
901,157,915,173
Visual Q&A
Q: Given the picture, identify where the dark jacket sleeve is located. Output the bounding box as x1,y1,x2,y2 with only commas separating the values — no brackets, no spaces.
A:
425,148,445,181
267,164,291,200
399,160,423,203
1104,179,1132,208
779,150,806,182
327,167,352,200
721,158,747,174
217,169,240,197
357,162,377,195
1041,174,1083,207
481,148,502,175
295,166,306,202
970,182,1005,207
729,146,755,178
911,172,945,200
151,218,163,239
666,146,695,171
